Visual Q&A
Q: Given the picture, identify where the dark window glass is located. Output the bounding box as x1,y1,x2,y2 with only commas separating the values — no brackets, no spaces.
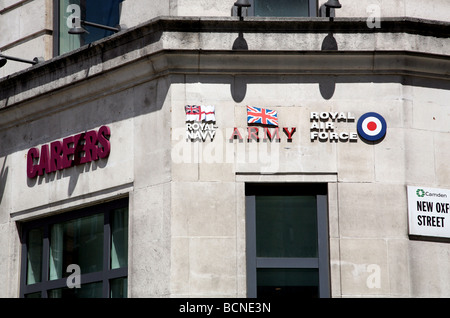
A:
83,0,123,44
256,196,318,258
111,207,128,269
59,0,123,55
246,183,330,298
110,277,128,298
257,268,319,298
49,214,104,280
26,228,43,285
21,198,128,298
48,281,103,298
254,0,310,17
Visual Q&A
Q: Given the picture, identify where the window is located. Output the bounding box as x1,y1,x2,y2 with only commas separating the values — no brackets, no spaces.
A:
55,0,124,56
245,183,330,298
20,198,128,298
248,0,317,17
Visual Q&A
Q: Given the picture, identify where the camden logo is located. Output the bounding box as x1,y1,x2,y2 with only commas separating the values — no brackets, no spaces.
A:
416,188,448,198
416,189,425,197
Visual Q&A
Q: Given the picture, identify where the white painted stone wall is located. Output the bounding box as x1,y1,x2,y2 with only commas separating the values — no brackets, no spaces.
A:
169,77,450,297
0,8,449,298
0,0,52,76
1,61,449,297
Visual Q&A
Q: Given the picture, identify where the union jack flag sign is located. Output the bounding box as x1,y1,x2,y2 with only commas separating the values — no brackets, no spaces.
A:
185,105,215,122
247,106,278,126
185,105,202,121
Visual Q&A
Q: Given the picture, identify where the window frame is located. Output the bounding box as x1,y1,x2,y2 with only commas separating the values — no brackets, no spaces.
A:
245,183,330,298
52,0,60,56
19,197,129,298
247,0,318,17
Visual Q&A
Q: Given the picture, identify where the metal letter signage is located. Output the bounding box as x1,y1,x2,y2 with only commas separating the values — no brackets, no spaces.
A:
310,112,357,142
26,126,111,178
310,111,387,144
407,186,450,239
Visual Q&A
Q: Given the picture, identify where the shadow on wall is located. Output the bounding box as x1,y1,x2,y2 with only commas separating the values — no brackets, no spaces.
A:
21,75,170,197
27,158,109,197
0,157,8,206
230,31,339,102
231,31,248,103
319,32,338,100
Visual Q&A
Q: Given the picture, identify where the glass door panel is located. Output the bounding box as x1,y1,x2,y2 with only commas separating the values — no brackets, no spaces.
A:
256,196,318,258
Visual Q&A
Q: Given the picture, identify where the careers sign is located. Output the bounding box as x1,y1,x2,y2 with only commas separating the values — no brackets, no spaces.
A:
407,186,450,239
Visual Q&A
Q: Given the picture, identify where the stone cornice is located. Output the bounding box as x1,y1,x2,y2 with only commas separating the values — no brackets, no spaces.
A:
151,16,450,38
0,16,449,113
162,49,450,78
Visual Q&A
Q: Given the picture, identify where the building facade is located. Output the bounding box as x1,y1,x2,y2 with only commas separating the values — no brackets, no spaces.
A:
0,0,449,298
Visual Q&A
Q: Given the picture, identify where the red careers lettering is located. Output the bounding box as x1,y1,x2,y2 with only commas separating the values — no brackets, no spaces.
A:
27,126,111,179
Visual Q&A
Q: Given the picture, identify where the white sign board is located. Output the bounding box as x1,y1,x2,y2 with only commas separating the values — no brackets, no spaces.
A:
407,186,450,239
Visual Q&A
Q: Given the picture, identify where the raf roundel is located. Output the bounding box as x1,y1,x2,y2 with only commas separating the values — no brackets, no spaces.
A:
357,112,387,142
